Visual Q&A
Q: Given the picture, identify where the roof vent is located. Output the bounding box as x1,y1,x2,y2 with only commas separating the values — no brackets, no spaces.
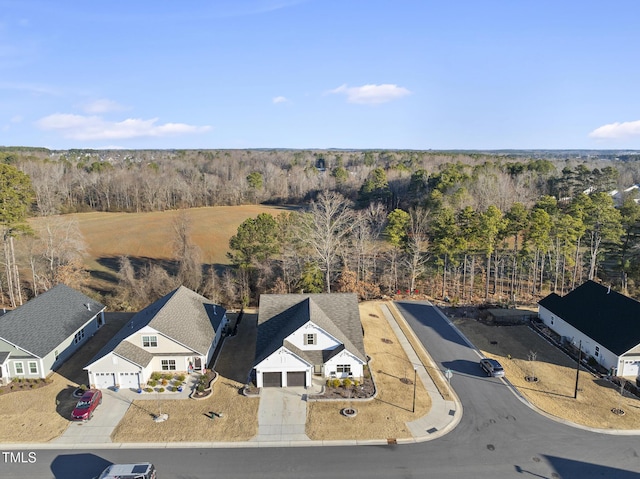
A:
607,285,611,294
85,303,91,311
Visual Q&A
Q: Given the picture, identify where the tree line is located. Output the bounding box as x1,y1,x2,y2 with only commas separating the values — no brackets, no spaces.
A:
1,147,640,309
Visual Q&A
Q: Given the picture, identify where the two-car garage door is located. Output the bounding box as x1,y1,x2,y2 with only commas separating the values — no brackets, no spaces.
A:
261,371,306,387
93,372,140,389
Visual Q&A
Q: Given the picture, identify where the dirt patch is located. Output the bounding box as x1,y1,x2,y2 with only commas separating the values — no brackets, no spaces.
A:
305,301,432,441
452,315,640,430
111,378,259,442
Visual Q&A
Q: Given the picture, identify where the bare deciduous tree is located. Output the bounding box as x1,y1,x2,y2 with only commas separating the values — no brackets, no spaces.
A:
299,191,357,293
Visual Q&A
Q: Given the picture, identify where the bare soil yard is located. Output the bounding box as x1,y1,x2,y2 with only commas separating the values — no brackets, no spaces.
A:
449,311,640,430
305,302,433,440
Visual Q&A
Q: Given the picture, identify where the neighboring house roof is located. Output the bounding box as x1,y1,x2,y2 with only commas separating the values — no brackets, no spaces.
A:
538,280,640,355
0,351,10,364
87,286,225,368
0,284,105,358
255,293,366,365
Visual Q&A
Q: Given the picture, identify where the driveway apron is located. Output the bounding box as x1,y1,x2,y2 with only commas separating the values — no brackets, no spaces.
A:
252,387,310,443
52,388,132,444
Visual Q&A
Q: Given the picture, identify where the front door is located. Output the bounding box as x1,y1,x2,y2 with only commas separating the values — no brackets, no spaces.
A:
194,357,202,370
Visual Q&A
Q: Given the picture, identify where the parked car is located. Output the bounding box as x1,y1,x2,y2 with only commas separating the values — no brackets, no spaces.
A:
480,358,505,377
95,462,156,479
71,388,102,421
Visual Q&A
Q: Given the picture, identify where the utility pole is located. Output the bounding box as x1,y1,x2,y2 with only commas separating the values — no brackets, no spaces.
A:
574,340,582,399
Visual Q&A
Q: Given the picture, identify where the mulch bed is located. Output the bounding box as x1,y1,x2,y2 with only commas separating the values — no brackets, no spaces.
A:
309,375,375,400
0,378,53,395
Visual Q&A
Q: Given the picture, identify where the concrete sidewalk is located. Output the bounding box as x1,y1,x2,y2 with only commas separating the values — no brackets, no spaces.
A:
380,303,461,441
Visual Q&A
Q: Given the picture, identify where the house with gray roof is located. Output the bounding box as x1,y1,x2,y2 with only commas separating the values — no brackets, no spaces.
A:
85,286,227,390
0,284,106,385
538,280,640,377
254,293,366,388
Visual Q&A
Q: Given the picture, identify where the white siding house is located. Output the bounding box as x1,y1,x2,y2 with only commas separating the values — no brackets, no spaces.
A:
85,286,227,390
538,281,640,377
254,293,367,388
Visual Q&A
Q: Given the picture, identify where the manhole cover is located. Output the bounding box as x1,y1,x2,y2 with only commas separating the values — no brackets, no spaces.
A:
487,444,495,451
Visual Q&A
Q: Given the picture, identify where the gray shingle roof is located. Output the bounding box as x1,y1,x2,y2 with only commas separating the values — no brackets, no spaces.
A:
0,351,10,364
86,286,225,367
0,284,105,358
255,293,365,365
538,280,640,355
113,341,154,368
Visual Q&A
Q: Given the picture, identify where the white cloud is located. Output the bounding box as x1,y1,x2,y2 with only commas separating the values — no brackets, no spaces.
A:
589,120,640,140
272,96,288,104
35,113,211,141
82,98,127,114
329,83,411,105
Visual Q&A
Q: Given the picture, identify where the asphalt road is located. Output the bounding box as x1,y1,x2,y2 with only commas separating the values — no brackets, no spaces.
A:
2,300,639,479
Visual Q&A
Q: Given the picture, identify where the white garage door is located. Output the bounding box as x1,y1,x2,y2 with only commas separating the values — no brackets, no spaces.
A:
622,361,639,377
94,372,115,389
118,372,140,389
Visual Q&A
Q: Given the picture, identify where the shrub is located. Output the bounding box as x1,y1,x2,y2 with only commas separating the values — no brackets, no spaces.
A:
343,378,352,388
150,372,162,381
331,378,341,388
353,379,360,387
147,380,157,387
162,373,173,381
197,384,205,392
176,374,186,382
161,379,168,386
144,387,153,393
79,384,88,392
157,387,165,393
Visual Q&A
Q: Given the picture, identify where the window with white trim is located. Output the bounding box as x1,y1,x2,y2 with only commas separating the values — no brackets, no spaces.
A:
161,359,176,371
14,362,24,375
336,364,351,373
304,333,316,345
142,335,158,347
73,328,85,344
28,361,38,375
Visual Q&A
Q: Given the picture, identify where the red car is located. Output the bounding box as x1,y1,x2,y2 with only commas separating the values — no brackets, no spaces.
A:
71,389,102,420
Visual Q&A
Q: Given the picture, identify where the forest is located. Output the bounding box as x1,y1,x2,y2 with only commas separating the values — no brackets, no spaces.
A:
1,146,640,310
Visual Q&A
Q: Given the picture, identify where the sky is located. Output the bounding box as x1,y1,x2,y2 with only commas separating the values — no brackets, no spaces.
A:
1,0,640,151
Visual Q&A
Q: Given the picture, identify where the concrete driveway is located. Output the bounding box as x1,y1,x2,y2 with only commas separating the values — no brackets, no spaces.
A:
52,388,133,444
252,387,310,443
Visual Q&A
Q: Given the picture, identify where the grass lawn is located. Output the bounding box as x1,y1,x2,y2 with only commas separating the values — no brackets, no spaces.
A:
110,377,259,443
306,301,433,440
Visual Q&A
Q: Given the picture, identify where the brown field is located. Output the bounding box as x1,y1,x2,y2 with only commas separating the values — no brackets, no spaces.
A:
453,317,640,429
28,205,294,287
306,302,432,440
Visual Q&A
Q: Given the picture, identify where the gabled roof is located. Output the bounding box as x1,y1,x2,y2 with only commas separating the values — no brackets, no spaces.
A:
0,351,10,364
255,293,366,365
538,280,640,355
0,284,105,358
87,286,225,367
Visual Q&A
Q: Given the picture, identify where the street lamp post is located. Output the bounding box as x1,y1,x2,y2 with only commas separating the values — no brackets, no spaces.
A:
412,367,417,413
